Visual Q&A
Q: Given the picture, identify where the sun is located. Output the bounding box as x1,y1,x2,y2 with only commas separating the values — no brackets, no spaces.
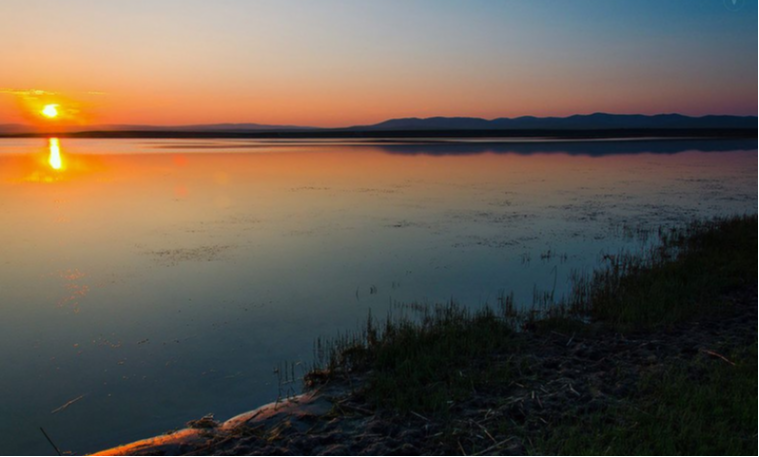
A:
41,104,59,118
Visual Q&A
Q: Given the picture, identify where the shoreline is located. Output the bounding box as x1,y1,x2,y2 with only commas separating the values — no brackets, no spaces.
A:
90,388,341,456
89,216,757,455
90,286,757,456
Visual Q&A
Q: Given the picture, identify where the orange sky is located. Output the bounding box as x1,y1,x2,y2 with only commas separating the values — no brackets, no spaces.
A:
1,1,756,128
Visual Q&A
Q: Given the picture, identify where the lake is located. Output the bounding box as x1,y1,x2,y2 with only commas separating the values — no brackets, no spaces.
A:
0,138,755,455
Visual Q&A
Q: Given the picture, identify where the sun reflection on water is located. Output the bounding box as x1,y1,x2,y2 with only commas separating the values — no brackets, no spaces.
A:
5,138,109,185
48,137,64,171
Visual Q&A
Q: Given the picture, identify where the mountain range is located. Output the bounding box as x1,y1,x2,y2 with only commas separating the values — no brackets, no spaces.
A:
349,113,757,131
0,113,755,135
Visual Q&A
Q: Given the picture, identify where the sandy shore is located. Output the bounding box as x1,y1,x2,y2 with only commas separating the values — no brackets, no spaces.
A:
91,386,342,456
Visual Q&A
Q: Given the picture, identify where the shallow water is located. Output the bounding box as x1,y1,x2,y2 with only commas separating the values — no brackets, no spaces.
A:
0,138,755,455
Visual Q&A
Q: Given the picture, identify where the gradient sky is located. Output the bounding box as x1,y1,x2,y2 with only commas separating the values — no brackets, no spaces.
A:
0,0,756,127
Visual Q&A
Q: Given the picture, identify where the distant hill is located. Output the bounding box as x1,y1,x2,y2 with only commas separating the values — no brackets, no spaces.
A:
96,123,316,132
0,124,32,134
351,113,757,131
0,113,755,136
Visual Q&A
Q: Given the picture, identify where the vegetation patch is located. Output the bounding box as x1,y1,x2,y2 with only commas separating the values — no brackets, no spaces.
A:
569,215,757,330
536,344,757,455
302,214,757,455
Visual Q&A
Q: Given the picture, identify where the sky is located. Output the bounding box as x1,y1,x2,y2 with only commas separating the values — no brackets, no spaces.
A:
0,0,756,127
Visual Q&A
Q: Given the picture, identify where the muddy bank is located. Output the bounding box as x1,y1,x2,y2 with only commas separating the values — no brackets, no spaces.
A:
91,284,756,456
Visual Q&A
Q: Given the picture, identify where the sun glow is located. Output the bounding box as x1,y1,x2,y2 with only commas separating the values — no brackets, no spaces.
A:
48,138,63,170
41,104,59,118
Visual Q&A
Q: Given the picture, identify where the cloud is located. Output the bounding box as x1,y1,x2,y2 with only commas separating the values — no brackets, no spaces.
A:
0,88,58,99
2,88,107,98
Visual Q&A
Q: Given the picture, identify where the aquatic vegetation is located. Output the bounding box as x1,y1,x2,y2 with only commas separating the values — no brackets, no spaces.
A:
569,214,757,330
312,214,757,372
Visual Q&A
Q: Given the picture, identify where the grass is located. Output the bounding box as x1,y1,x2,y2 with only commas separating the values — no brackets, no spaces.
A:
568,215,757,330
310,304,521,415
305,214,757,454
535,344,758,455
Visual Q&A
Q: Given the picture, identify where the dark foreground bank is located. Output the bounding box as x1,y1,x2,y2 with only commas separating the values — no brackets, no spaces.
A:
92,215,757,456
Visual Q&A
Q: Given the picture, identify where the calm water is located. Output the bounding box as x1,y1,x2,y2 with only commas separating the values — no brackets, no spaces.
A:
0,138,755,455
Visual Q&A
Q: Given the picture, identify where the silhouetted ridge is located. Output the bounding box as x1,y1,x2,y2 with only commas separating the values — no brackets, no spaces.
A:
350,113,757,131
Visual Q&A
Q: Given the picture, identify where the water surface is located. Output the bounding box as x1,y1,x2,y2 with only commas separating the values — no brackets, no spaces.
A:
0,138,755,454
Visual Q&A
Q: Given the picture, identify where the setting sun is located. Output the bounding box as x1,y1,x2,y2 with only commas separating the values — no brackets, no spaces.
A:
41,104,59,118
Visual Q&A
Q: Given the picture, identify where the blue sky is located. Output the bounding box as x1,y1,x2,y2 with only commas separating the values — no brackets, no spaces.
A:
0,0,755,125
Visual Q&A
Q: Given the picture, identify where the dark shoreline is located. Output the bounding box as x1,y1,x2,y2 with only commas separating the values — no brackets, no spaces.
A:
91,288,757,456
2,128,756,140
90,215,758,456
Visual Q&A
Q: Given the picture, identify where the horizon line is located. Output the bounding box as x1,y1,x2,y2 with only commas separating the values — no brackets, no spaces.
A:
2,111,758,131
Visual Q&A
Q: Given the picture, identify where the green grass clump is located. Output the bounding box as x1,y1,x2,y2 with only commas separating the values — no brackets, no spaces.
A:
312,304,519,415
535,343,758,455
306,214,757,454
367,307,518,414
572,215,757,330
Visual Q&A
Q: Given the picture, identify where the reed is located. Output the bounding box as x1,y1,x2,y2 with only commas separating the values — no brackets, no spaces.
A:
303,214,757,453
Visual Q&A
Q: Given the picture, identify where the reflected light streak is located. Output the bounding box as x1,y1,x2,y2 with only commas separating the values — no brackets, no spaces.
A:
48,138,63,171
